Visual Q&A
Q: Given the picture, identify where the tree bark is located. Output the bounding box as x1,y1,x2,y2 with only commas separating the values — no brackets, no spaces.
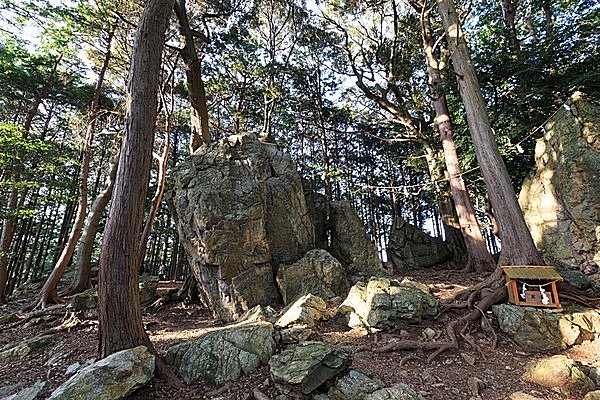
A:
98,0,173,357
66,156,118,295
174,0,211,152
0,183,19,304
418,5,495,272
436,0,542,266
501,0,521,52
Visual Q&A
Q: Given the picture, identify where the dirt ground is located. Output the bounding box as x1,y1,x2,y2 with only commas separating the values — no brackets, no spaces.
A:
0,269,598,400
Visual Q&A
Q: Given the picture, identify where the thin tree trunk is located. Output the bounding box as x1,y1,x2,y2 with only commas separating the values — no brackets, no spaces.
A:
501,0,521,52
31,29,114,309
98,0,173,357
66,157,119,295
436,0,542,266
418,5,495,272
0,183,19,304
174,0,210,152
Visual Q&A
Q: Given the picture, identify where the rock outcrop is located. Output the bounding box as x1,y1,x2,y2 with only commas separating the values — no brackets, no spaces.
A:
387,216,452,270
519,92,600,274
48,346,154,400
276,249,348,305
165,321,275,385
338,277,438,330
493,304,600,350
329,201,385,277
171,134,315,321
0,334,56,365
269,341,352,398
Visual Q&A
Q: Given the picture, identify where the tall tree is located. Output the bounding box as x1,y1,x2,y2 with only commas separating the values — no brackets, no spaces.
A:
436,0,542,266
98,0,173,356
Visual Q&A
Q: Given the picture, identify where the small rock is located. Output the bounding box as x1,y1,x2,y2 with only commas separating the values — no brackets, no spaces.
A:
1,381,45,400
421,328,436,340
461,353,476,366
48,346,154,400
420,369,440,385
0,334,56,364
522,355,595,395
278,327,314,345
328,369,383,400
65,362,81,375
584,390,600,400
467,377,485,397
365,383,424,400
276,294,327,328
508,392,545,400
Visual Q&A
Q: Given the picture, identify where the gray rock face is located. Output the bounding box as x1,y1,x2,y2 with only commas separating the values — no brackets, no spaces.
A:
338,278,438,330
269,341,352,398
165,321,275,385
328,369,384,400
493,304,600,350
387,217,452,270
329,201,384,277
521,355,595,395
0,334,56,365
277,249,348,305
48,346,154,400
365,383,425,400
519,92,600,273
276,294,327,328
171,134,315,321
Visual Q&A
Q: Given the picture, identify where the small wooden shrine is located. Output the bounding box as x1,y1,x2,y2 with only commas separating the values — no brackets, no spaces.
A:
501,266,563,308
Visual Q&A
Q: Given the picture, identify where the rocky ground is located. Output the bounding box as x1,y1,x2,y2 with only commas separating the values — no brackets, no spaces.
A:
1,268,599,400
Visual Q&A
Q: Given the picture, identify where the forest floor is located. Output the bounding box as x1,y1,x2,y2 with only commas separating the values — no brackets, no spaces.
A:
0,268,599,400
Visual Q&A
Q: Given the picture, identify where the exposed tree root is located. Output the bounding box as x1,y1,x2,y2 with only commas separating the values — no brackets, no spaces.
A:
0,305,66,332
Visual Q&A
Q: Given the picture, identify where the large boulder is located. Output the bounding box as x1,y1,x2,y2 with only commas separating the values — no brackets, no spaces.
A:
165,321,275,385
387,216,452,270
276,249,348,305
519,92,600,273
269,341,352,398
48,346,154,400
329,201,385,277
493,304,600,350
338,277,438,330
521,355,595,395
171,134,315,321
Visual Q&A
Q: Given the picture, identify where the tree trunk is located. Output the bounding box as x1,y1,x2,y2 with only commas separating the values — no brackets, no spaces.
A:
436,0,542,266
32,29,114,309
66,156,119,295
98,0,173,357
174,0,210,152
419,7,495,272
501,0,521,52
0,183,19,304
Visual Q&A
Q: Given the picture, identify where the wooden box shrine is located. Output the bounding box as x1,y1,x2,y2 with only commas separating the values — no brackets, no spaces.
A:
501,266,563,308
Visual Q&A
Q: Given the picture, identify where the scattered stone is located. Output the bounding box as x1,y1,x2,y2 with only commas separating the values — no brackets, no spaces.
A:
138,275,159,305
421,328,436,340
420,369,440,386
166,321,275,385
584,390,600,400
0,334,56,364
269,341,352,398
467,377,485,397
48,346,154,400
1,381,45,400
338,277,438,330
65,362,81,375
328,201,385,277
278,327,314,345
365,383,425,400
328,369,383,400
276,249,349,305
508,392,545,400
521,355,595,395
276,294,327,328
493,304,600,350
461,353,476,366
171,133,315,321
519,92,600,271
387,216,452,270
